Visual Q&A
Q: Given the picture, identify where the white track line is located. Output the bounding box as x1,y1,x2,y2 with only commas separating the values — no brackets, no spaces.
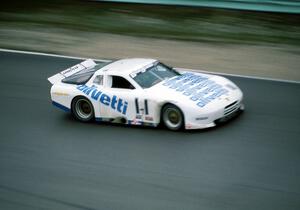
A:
1,48,299,84
0,48,111,62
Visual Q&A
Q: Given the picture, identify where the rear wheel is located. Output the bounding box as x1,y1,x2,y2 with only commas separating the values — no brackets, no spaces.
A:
162,104,184,131
71,96,94,122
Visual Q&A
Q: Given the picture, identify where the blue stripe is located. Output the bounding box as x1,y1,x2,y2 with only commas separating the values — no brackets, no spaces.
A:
95,117,106,122
95,117,102,122
52,101,70,112
95,117,112,122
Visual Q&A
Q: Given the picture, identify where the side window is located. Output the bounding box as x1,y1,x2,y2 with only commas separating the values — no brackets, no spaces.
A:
93,75,103,85
111,76,135,89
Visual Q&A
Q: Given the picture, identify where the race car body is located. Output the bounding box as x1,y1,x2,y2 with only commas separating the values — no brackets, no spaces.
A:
48,58,244,130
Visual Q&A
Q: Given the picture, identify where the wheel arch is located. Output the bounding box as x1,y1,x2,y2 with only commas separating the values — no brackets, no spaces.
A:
71,95,95,120
159,102,185,126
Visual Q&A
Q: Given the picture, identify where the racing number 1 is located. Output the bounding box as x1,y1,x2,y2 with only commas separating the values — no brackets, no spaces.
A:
135,98,149,115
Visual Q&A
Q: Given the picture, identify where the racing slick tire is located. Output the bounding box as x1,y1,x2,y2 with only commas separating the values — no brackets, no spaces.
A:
71,96,94,122
162,104,184,131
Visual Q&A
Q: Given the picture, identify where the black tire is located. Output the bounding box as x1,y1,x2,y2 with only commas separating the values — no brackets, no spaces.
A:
162,104,184,131
71,96,94,122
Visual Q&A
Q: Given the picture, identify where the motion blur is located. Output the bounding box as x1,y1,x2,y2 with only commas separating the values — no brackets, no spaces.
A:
1,0,300,80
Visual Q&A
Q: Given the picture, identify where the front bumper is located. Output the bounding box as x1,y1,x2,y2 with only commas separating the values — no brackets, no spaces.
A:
185,102,244,130
215,103,244,124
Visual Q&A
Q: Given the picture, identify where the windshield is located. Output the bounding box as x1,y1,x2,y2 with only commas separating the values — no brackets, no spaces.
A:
132,63,180,88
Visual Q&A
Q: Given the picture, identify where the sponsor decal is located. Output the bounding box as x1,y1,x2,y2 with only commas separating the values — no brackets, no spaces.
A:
163,73,229,107
77,85,128,115
61,65,80,76
127,120,156,127
145,116,153,121
195,117,208,121
53,92,69,96
135,114,142,120
128,118,143,125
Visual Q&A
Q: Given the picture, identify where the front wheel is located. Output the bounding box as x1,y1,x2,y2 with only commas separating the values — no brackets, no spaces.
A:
71,96,94,122
162,104,184,131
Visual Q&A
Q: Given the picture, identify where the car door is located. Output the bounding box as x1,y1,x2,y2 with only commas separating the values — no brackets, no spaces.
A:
100,74,143,124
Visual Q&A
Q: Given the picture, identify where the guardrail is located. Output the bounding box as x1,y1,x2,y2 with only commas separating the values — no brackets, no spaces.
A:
100,0,300,13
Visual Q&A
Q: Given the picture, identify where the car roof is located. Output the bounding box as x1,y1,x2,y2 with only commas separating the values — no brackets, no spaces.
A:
97,58,157,76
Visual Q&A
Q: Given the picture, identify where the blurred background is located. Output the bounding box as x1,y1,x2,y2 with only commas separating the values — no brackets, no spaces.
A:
1,0,300,80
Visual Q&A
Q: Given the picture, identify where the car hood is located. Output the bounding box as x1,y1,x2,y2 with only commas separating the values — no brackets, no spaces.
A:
147,71,243,111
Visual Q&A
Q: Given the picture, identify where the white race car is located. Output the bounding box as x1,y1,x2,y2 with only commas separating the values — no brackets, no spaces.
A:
48,58,244,130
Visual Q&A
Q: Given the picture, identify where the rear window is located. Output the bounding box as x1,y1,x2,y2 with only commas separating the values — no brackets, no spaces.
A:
62,62,110,85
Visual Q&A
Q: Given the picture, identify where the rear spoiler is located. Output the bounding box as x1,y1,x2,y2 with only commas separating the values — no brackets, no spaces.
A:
48,59,97,84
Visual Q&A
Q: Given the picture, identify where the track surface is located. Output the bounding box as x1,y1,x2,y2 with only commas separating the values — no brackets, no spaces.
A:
0,51,300,210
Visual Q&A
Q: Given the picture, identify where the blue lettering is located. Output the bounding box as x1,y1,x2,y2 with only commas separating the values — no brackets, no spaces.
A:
176,83,192,92
122,101,128,115
117,99,124,113
183,86,199,96
190,91,206,101
76,85,128,115
111,95,118,110
100,94,110,106
205,93,217,101
197,98,209,107
215,88,228,97
77,84,87,91
189,75,201,83
169,80,187,89
91,89,101,100
83,85,96,95
180,73,194,79
207,84,221,92
163,76,182,86
165,73,230,108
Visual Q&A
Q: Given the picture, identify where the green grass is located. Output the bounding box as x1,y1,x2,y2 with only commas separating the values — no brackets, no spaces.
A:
1,0,300,45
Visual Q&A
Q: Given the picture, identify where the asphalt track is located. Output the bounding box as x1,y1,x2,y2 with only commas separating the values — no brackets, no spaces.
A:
0,51,300,210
